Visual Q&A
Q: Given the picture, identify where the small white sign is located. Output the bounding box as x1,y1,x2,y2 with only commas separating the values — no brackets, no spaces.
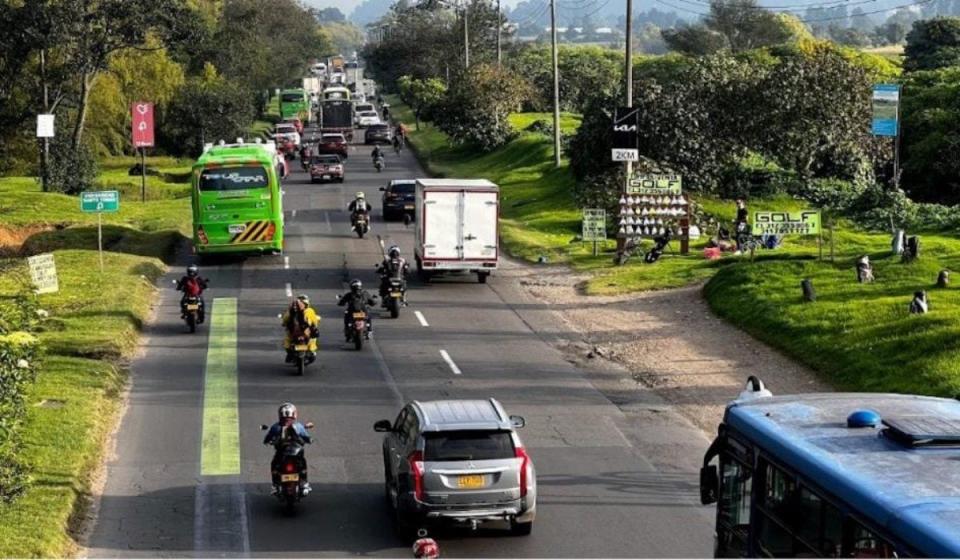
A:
27,253,59,294
36,114,55,138
612,149,639,162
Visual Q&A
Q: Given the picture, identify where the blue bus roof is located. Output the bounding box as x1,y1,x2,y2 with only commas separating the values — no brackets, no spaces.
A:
725,393,960,557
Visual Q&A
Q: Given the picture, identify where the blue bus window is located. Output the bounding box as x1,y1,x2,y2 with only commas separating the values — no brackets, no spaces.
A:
849,522,896,558
718,458,751,556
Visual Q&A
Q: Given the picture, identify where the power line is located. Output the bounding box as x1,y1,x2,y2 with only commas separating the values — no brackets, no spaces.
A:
672,0,882,13
512,0,551,26
654,0,933,21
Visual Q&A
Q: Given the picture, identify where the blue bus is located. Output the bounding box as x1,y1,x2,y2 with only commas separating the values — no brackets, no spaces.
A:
700,377,960,558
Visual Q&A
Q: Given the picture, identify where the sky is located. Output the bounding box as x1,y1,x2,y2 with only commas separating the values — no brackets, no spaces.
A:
303,0,523,17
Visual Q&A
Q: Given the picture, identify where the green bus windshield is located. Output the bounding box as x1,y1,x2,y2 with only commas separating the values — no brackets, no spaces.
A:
199,166,270,191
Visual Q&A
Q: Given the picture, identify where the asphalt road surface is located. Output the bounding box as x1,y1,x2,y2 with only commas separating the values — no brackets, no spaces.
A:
87,127,714,557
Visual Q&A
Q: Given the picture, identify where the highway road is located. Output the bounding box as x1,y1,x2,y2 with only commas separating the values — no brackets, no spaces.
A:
86,127,714,557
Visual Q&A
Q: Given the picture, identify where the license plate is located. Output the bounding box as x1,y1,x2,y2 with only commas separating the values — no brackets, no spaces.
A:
294,344,309,351
352,312,366,319
390,292,402,297
228,224,246,234
186,304,199,311
457,475,485,489
280,473,299,482
404,205,414,210
322,175,330,179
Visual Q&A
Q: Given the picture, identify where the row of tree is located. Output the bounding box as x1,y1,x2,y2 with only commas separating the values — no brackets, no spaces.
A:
0,0,353,191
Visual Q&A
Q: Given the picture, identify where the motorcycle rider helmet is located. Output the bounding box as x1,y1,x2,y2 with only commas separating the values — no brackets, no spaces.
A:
388,245,400,258
350,279,362,294
187,264,199,277
297,294,310,306
278,402,297,421
355,191,365,200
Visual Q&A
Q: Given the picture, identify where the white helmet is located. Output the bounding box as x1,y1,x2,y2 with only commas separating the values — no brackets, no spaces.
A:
356,191,365,199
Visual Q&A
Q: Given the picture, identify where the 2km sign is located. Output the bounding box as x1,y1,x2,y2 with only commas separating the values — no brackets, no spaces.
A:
611,107,639,162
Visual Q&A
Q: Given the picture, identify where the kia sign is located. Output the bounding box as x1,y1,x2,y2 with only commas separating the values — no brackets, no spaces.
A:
612,107,639,151
131,102,155,148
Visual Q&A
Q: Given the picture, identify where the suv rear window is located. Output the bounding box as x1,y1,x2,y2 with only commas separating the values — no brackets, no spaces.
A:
424,431,515,461
313,155,340,164
390,183,415,194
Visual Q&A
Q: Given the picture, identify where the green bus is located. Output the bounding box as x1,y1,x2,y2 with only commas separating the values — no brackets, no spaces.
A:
279,88,309,121
191,143,284,256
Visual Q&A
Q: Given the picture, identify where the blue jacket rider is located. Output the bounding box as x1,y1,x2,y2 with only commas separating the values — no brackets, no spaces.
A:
265,403,312,495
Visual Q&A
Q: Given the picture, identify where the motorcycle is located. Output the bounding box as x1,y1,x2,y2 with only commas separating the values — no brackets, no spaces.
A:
289,335,314,376
344,309,370,350
172,280,203,333
382,278,406,319
352,213,369,239
260,422,314,514
374,156,384,173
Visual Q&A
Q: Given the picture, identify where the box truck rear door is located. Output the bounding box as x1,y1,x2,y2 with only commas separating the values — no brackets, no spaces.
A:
462,191,498,260
423,190,462,259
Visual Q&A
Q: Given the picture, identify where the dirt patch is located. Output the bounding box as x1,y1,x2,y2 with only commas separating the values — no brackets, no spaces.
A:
0,224,56,257
500,260,829,433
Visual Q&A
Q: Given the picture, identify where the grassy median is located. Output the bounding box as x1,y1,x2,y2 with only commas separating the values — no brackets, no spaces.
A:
0,158,187,556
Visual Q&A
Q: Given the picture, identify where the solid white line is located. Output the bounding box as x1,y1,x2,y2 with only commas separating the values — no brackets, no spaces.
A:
440,350,462,375
285,283,292,298
284,256,290,270
414,311,429,327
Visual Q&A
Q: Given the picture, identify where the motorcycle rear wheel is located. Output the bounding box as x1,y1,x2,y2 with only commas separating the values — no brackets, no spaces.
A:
296,356,305,376
388,298,400,319
186,313,197,333
354,334,363,350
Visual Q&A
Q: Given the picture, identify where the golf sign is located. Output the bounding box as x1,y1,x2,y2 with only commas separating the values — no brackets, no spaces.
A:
753,210,821,236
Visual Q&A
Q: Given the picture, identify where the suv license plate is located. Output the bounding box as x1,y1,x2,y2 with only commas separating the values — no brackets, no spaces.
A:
404,205,414,210
280,473,299,482
322,175,330,179
457,475,485,489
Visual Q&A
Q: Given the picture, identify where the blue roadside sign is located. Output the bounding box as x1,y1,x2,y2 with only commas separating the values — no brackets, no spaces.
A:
872,84,900,137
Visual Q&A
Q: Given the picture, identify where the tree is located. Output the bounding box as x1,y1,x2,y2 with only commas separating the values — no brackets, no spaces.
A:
322,22,365,56
663,0,801,55
317,7,346,23
397,75,447,130
829,26,874,47
875,20,909,45
434,64,530,150
350,0,396,26
904,17,960,71
899,67,960,202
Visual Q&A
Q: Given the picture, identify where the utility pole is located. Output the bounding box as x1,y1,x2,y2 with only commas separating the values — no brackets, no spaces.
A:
550,0,561,167
497,0,502,67
624,0,633,188
40,49,50,193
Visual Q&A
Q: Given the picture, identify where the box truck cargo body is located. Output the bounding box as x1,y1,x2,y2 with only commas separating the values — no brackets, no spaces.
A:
414,179,499,283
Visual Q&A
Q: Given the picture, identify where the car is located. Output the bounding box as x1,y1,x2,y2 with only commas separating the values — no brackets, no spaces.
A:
374,398,536,539
356,110,380,127
282,117,303,134
365,124,392,145
316,133,348,159
355,102,375,114
309,154,344,183
380,180,416,219
273,123,300,146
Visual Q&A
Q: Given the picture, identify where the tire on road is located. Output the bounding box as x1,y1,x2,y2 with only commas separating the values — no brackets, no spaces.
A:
510,520,533,536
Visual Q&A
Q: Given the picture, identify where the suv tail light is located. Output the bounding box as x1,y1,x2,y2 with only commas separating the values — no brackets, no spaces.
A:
408,450,425,501
516,446,530,497
264,222,276,240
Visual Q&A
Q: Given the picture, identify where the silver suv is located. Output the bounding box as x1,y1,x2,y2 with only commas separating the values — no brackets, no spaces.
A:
374,399,536,538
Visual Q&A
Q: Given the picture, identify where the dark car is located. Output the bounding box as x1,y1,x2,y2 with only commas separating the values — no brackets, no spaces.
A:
309,154,344,183
380,180,416,220
365,124,392,145
315,133,348,159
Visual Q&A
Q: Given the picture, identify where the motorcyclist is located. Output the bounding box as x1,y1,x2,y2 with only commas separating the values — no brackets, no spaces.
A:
175,264,208,323
394,123,407,143
377,245,409,303
281,294,320,364
348,192,372,228
299,143,312,170
371,145,385,167
263,402,312,496
338,279,377,337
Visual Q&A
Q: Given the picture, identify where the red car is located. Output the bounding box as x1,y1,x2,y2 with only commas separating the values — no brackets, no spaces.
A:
316,133,348,159
310,154,344,183
283,117,304,134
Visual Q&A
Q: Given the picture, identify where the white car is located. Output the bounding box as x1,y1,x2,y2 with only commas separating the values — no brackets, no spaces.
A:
273,124,301,146
356,110,380,127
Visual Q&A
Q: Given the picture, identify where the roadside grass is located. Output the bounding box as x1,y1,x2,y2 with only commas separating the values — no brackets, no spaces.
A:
0,250,164,556
0,157,191,243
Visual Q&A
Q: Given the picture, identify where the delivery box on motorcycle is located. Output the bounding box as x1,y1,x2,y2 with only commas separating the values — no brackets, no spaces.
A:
414,179,499,283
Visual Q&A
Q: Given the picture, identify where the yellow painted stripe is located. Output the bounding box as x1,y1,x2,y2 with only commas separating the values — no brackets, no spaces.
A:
200,298,241,476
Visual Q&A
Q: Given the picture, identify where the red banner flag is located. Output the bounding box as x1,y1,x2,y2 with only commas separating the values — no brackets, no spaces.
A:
131,102,155,148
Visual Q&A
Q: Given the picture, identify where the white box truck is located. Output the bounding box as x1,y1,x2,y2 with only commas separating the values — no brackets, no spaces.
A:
414,179,500,283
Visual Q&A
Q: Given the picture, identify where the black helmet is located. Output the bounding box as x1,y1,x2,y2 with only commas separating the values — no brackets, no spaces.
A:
187,264,198,277
278,402,297,421
350,279,362,293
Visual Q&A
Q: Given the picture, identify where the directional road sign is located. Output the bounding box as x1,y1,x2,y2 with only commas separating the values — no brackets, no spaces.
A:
81,190,120,213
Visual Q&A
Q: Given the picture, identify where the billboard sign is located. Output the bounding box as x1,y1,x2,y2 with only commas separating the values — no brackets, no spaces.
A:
753,210,821,235
582,208,606,241
627,173,682,195
27,253,59,294
131,102,155,147
612,107,639,151
872,84,900,137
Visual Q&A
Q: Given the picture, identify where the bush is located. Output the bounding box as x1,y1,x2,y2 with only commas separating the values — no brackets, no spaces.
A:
46,138,98,195
434,64,531,151
524,119,554,136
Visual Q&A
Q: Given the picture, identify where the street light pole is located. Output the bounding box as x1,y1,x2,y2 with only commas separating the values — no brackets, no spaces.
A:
550,0,560,168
